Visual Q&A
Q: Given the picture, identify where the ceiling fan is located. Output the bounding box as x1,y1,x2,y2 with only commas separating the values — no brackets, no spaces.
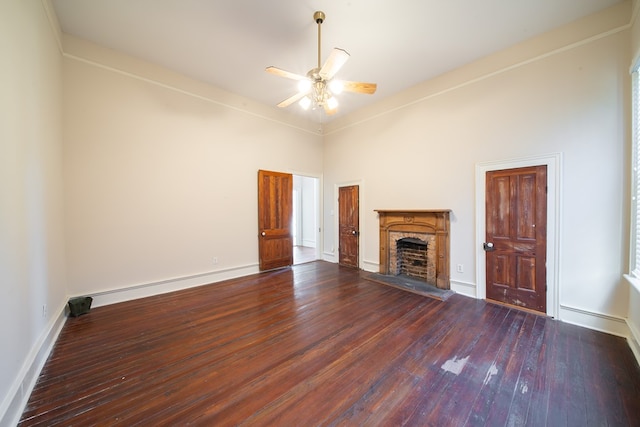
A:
265,11,377,115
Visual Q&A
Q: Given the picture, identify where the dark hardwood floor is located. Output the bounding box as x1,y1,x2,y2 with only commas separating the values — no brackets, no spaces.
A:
20,261,640,426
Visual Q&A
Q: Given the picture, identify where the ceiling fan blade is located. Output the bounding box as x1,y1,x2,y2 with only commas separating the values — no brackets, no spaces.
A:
277,91,309,108
265,66,306,81
323,103,338,115
319,48,350,80
341,81,377,94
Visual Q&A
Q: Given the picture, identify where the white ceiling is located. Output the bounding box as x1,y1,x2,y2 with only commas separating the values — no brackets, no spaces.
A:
51,0,623,123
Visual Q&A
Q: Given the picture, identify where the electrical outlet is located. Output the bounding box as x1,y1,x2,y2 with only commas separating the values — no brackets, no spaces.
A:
456,264,464,273
213,257,218,265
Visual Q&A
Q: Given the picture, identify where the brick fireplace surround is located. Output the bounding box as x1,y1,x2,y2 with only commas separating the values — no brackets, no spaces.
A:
376,210,451,289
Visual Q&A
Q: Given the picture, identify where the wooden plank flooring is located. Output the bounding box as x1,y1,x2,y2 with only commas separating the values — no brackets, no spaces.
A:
19,261,640,426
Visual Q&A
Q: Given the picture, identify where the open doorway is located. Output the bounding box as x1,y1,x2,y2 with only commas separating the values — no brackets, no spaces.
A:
292,175,320,265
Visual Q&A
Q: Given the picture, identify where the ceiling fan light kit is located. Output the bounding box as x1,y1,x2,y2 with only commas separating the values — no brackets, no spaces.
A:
266,11,377,115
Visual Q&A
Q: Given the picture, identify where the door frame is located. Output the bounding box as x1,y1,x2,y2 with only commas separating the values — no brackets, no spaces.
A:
291,171,323,263
475,153,562,318
334,180,364,268
292,172,323,263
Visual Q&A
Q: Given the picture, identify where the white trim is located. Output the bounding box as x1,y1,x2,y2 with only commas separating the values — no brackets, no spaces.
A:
86,264,259,308
63,53,320,136
475,153,562,318
362,259,379,273
624,274,640,366
301,239,316,248
334,180,365,269
313,173,325,265
627,317,640,367
322,251,337,262
325,22,629,136
1,303,67,427
41,0,63,54
625,273,640,294
290,170,324,264
630,70,640,277
451,280,477,298
559,304,630,338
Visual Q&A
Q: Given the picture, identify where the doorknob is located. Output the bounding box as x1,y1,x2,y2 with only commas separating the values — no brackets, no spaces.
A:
261,231,266,237
483,242,495,252
352,230,359,236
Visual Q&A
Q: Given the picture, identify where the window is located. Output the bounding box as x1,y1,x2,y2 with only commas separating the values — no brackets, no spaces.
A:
632,68,640,277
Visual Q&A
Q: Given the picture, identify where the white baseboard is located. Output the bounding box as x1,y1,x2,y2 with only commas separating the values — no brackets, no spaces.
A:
451,280,477,298
318,257,379,273
301,239,316,248
361,259,378,273
87,264,259,308
322,252,336,263
559,304,630,338
559,304,640,367
627,318,640,367
1,303,67,427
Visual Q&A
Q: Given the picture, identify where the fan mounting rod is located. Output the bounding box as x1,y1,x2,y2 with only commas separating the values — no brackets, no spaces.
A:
314,11,325,69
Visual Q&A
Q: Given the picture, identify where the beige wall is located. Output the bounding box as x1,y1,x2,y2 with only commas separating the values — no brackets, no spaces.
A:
323,3,632,323
2,1,638,423
0,0,67,423
62,38,323,302
627,0,640,362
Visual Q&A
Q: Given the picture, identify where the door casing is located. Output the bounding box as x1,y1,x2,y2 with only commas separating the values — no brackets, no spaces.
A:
293,173,323,263
475,153,561,318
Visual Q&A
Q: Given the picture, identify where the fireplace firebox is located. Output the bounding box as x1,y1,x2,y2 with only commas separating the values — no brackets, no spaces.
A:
395,237,431,281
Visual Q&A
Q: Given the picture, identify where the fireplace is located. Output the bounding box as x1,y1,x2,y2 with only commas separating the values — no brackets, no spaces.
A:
376,210,451,289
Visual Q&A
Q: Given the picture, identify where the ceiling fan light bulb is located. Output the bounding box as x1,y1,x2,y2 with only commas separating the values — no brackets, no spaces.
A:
299,96,312,110
329,80,344,94
327,96,338,110
298,79,312,93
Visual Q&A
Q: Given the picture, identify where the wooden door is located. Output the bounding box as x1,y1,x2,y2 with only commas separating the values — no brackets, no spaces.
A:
485,166,547,313
338,185,359,268
258,170,293,271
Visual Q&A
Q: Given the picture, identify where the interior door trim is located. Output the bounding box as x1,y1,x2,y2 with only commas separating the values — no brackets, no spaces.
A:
292,172,323,265
475,153,562,318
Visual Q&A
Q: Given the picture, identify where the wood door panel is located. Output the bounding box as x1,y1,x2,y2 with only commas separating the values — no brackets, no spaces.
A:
486,166,547,313
258,170,293,271
338,185,359,268
489,176,511,238
515,255,535,291
489,254,511,287
516,175,536,240
260,238,293,270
